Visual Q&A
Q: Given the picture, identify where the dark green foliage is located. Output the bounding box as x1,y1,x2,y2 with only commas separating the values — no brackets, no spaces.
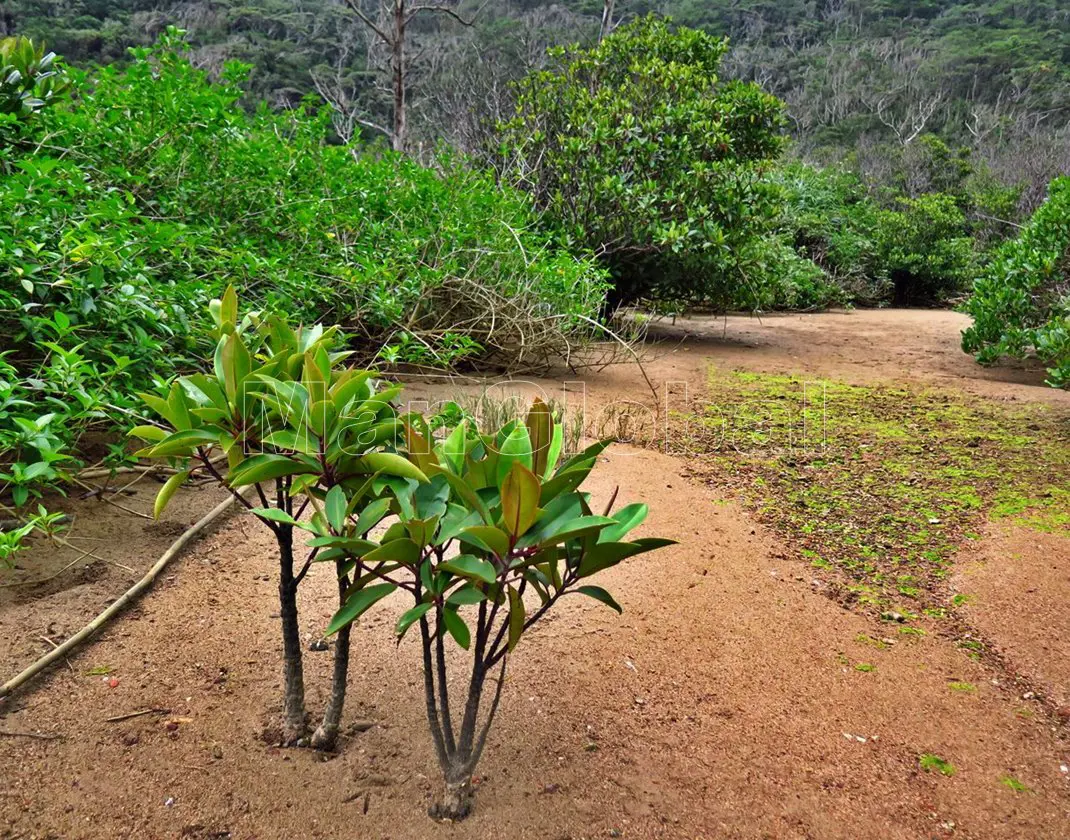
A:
874,193,977,305
1,35,70,119
498,16,786,309
771,162,890,306
0,32,606,516
962,177,1070,388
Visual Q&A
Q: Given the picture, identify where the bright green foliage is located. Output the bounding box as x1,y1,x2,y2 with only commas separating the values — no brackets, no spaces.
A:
919,753,956,777
0,36,70,120
873,193,977,305
499,16,785,308
770,162,890,306
962,177,1070,389
135,286,409,742
0,32,606,516
134,287,407,507
323,397,673,817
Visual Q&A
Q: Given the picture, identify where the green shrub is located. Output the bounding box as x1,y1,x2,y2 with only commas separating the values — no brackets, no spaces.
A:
0,36,70,121
873,193,976,305
771,162,891,305
324,400,673,818
498,16,785,309
0,31,607,520
962,177,1070,388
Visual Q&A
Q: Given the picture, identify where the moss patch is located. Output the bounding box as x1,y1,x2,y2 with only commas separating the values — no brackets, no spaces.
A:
672,369,1070,614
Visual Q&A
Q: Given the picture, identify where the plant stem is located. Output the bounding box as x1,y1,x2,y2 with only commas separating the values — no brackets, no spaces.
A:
277,522,307,742
312,559,351,751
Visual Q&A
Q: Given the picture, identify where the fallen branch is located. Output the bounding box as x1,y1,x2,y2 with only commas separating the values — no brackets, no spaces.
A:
105,707,171,723
0,729,64,740
0,491,249,700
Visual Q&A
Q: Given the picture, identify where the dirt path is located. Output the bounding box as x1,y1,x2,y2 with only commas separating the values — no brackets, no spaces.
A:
2,310,1067,839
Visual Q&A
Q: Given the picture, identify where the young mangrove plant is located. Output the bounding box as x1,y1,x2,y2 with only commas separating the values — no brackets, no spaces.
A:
132,287,409,747
324,398,673,818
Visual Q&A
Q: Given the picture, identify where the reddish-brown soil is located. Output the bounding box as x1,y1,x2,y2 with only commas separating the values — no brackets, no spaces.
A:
2,310,1068,839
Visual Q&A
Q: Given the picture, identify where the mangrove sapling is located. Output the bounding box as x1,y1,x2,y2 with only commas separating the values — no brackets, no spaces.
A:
133,287,409,747
326,399,674,818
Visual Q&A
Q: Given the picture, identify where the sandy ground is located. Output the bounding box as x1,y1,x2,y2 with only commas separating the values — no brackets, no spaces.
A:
1,309,1068,839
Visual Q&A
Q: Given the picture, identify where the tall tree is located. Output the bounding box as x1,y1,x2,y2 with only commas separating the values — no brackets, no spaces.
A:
341,0,481,151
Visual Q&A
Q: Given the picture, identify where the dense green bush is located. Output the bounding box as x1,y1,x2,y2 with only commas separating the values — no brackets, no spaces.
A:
770,162,890,306
0,31,607,521
962,177,1070,388
873,193,977,305
498,16,786,309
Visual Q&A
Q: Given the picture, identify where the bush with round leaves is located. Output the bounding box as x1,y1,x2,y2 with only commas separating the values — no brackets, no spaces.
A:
962,176,1070,389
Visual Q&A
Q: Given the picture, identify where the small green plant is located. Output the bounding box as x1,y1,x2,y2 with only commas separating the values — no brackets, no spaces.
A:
324,399,674,819
137,288,407,747
948,681,976,693
919,753,956,776
1000,775,1031,793
854,663,876,672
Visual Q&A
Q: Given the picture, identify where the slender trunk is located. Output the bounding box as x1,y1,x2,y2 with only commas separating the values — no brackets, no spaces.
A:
311,561,352,750
277,525,307,742
426,603,508,821
391,0,407,152
599,0,616,43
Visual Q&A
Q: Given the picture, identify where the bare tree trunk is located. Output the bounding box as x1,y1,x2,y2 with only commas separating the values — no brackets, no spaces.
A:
277,525,307,742
599,0,616,43
392,0,407,152
311,561,353,750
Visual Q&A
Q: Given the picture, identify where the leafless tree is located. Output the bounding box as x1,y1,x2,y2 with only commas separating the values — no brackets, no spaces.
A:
340,0,484,152
310,26,383,143
599,0,616,43
860,41,946,145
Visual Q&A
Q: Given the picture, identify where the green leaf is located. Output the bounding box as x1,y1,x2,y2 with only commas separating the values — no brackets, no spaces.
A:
500,461,541,538
440,420,468,474
355,452,429,484
538,514,616,547
324,485,346,532
543,421,564,479
362,538,420,565
555,440,611,476
251,507,300,526
459,525,511,558
507,585,525,651
228,454,318,488
326,583,394,635
128,425,167,443
395,602,433,640
575,585,622,614
440,470,493,525
577,540,665,577
440,554,498,584
148,429,219,458
599,503,648,543
446,583,487,606
441,606,471,649
153,469,190,520
262,429,319,455
495,424,532,487
352,497,391,537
